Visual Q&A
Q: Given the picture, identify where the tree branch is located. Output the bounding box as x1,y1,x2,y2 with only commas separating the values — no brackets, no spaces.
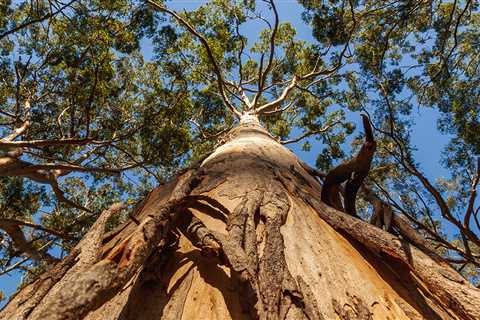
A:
0,221,58,263
251,0,279,109
0,0,78,41
1,100,31,142
0,240,55,276
321,114,376,217
147,1,242,118
0,218,71,240
0,137,95,149
464,158,480,230
280,121,340,145
256,76,297,114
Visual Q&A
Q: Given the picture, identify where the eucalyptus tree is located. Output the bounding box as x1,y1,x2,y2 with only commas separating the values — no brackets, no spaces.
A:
0,0,479,319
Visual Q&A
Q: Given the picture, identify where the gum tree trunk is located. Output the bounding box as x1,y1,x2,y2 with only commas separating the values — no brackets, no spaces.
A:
1,119,479,320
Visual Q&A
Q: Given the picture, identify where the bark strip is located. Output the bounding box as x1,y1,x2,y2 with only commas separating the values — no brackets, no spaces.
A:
282,172,480,320
16,169,201,320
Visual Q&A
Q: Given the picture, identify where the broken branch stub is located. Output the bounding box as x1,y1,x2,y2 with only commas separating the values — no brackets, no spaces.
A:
321,114,376,217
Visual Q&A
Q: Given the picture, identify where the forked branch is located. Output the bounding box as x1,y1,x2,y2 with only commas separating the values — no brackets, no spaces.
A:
256,76,298,114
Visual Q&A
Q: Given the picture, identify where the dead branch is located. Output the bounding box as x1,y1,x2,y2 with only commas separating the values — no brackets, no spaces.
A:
321,114,376,216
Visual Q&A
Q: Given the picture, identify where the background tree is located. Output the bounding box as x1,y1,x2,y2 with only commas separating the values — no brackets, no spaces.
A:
0,0,201,283
0,0,479,319
301,0,480,280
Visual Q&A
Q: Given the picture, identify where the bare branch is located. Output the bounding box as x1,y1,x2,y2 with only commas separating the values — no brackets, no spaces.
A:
0,240,55,276
256,76,297,114
49,178,93,213
0,137,95,149
251,0,279,109
57,106,71,138
253,1,354,117
0,156,93,212
298,0,357,83
111,144,164,183
0,256,30,276
0,156,122,177
1,100,31,142
263,98,296,115
233,14,246,90
0,218,71,240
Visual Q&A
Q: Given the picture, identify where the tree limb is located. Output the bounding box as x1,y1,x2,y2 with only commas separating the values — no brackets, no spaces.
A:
464,157,480,230
147,1,242,118
0,221,58,263
321,114,376,216
0,0,78,41
251,0,279,109
1,100,31,142
0,137,95,149
256,76,298,114
0,218,71,240
280,121,340,145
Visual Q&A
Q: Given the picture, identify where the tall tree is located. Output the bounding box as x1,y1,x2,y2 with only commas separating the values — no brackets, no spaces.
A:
0,0,479,319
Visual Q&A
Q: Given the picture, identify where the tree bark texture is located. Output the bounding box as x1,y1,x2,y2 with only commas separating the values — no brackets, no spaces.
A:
1,122,479,320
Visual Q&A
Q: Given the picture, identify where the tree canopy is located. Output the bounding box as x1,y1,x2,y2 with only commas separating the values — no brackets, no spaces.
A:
0,0,479,301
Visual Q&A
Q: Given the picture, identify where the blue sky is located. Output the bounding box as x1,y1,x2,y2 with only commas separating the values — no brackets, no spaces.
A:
0,0,453,305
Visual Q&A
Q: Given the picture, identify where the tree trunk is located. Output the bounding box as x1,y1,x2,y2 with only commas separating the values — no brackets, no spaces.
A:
1,119,479,320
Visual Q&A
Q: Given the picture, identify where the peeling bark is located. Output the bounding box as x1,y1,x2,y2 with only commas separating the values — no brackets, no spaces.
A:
2,121,479,320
